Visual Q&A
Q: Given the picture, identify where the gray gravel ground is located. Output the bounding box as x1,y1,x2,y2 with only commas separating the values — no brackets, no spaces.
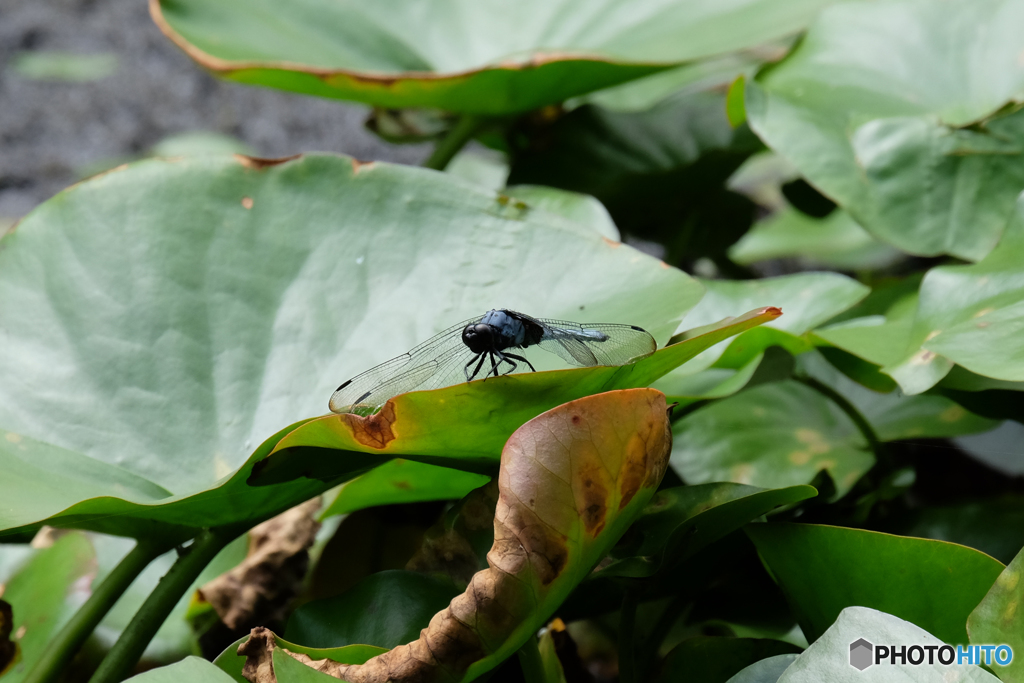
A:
0,0,429,219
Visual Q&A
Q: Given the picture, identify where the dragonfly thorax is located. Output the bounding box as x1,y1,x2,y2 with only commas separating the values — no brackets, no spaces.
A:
461,309,544,354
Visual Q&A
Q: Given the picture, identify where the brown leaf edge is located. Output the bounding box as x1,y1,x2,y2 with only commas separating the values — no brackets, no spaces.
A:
239,388,671,682
149,0,671,86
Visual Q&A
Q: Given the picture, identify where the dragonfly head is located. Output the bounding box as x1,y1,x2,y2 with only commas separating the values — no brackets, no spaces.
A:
462,323,496,353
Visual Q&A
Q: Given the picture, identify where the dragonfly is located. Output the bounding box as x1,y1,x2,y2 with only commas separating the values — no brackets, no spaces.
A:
329,309,657,414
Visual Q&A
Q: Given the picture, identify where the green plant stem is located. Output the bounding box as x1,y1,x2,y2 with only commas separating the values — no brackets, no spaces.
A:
618,587,639,683
22,539,169,683
87,528,236,683
423,115,483,170
795,375,885,464
516,635,547,682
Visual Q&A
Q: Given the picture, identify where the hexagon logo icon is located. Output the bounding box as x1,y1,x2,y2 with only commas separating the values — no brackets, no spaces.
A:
850,638,874,670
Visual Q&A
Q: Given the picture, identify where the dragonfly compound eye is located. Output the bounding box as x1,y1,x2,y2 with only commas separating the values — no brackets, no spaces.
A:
462,323,495,353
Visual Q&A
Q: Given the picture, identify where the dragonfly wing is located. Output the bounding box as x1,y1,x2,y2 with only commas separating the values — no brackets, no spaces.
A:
537,333,600,366
330,315,481,414
536,319,657,367
330,359,439,413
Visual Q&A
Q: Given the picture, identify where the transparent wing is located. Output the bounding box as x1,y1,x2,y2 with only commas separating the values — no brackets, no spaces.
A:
533,317,657,368
329,316,482,414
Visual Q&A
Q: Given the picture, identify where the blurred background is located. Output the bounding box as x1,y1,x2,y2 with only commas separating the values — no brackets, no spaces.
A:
0,0,427,220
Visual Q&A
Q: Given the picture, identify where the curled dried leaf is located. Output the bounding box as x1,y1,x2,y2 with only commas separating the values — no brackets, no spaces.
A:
239,627,278,683
241,388,670,683
201,498,321,629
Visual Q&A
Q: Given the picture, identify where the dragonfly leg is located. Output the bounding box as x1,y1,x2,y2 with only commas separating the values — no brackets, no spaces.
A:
502,352,536,373
465,353,486,382
494,350,517,375
486,351,504,379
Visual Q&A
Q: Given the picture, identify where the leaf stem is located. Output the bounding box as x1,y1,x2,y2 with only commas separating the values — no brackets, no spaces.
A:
86,528,237,683
618,586,639,683
794,375,884,463
516,635,547,682
423,115,483,171
22,539,169,683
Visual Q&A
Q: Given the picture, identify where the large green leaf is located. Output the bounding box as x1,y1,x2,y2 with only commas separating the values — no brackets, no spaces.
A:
601,483,818,578
504,185,619,241
656,352,766,406
0,153,697,538
812,294,920,387
672,381,874,498
1,534,95,683
969,545,1024,683
284,571,461,649
880,205,1024,394
251,307,780,483
665,273,868,370
0,430,174,537
746,0,1024,261
153,0,838,115
507,91,761,265
321,460,490,519
774,607,1000,683
746,523,1005,644
654,272,867,404
799,352,996,442
919,232,1024,383
584,48,772,113
0,420,367,540
729,207,901,271
828,273,924,326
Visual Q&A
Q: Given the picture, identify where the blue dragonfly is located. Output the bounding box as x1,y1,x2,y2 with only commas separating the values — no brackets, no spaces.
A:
330,309,656,414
